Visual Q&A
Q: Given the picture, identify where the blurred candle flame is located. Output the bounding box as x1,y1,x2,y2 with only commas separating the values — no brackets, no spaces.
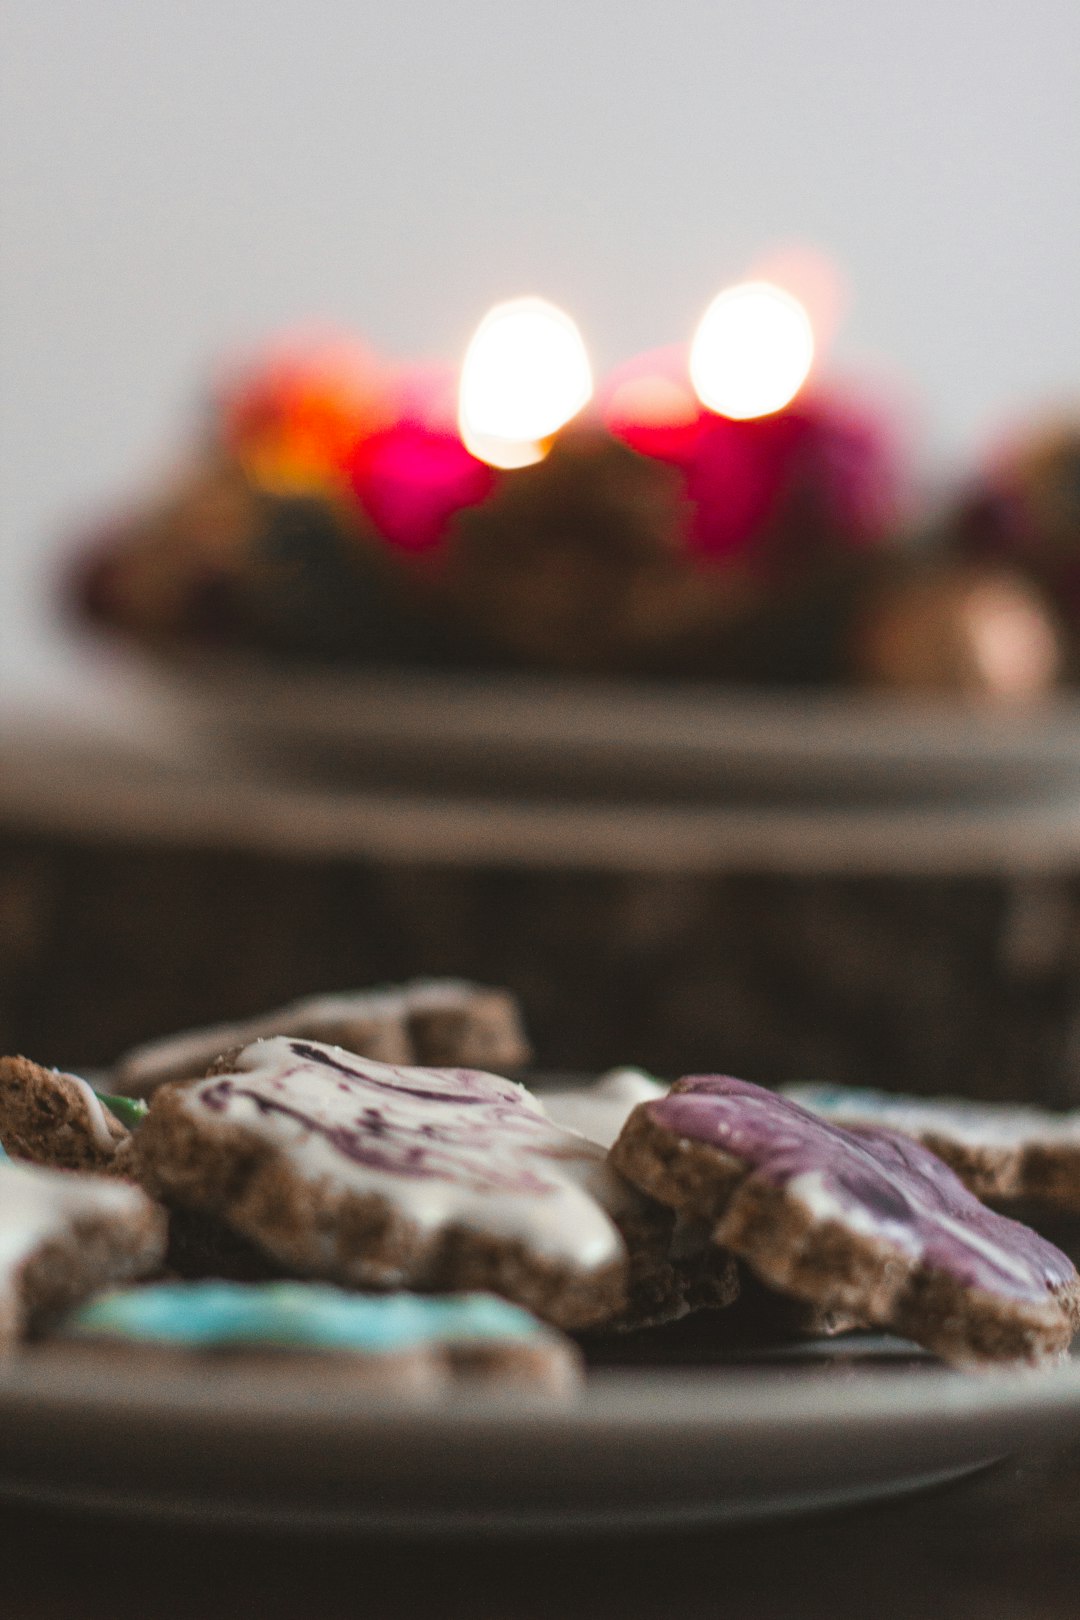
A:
458,297,593,468
690,281,814,421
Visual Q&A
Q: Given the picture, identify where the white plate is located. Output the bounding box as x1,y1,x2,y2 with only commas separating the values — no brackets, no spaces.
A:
2,1335,1079,1532
175,661,1080,804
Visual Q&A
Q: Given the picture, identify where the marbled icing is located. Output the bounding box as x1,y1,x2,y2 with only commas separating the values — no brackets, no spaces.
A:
647,1076,1076,1303
175,1039,629,1267
67,1281,551,1351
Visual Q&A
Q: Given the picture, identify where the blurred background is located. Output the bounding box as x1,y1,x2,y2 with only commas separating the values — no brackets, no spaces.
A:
2,1,1080,1096
3,0,1080,690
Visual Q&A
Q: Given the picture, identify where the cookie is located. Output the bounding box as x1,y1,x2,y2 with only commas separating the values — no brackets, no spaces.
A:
110,980,531,1097
60,1281,579,1392
0,1158,166,1345
611,1074,1080,1365
786,1083,1080,1213
541,1069,668,1149
402,980,531,1072
537,1070,739,1325
0,1056,131,1171
133,1038,682,1330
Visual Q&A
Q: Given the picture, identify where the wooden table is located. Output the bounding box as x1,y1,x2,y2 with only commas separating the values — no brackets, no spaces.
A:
3,1443,1080,1618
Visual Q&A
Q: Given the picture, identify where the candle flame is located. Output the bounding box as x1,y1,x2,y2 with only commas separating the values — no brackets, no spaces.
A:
458,297,593,468
689,281,814,420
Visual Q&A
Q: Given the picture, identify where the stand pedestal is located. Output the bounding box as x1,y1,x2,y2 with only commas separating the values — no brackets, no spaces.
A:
5,674,1080,1098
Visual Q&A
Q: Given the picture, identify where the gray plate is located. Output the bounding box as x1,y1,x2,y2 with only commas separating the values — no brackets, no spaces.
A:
1,1336,1078,1532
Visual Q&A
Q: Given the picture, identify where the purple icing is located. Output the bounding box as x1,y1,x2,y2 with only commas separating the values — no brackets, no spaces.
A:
197,1043,564,1196
648,1076,1076,1303
288,1042,492,1105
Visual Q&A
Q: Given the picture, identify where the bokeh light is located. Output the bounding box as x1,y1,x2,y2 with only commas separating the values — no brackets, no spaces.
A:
458,297,593,468
690,282,814,421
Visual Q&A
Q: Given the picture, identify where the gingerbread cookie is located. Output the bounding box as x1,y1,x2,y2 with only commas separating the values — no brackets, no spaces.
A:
61,1281,579,1392
402,980,531,1072
541,1069,668,1149
611,1074,1080,1365
786,1083,1080,1213
0,1056,132,1172
537,1071,739,1324
0,1158,166,1345
134,1038,683,1330
111,980,531,1097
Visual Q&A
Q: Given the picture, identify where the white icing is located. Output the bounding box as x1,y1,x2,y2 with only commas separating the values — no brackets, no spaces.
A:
402,979,483,1010
174,1039,627,1270
111,981,517,1096
786,1168,921,1256
113,990,410,1094
930,1210,1042,1287
540,1069,668,1149
786,1163,1048,1288
62,1072,119,1153
0,1159,150,1287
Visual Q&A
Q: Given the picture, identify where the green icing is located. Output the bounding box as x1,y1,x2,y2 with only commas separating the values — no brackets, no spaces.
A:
94,1093,149,1130
68,1282,548,1352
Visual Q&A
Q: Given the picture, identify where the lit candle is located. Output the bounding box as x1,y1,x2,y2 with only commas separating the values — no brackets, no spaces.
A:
684,282,822,558
603,279,897,563
689,281,815,420
458,297,593,468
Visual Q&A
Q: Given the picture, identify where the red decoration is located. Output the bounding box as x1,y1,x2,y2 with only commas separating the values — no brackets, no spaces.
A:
604,347,898,567
345,369,495,552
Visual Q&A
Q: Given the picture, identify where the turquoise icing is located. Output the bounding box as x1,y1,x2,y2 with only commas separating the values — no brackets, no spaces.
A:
788,1084,899,1113
0,1138,7,1160
67,1282,549,1352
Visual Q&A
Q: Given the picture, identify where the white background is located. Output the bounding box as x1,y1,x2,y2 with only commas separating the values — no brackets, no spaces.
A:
2,1,1079,688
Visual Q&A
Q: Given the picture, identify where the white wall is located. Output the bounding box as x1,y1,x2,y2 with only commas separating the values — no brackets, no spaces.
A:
2,0,1079,686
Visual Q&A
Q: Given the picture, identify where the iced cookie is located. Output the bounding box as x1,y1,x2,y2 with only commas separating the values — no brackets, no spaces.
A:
61,1281,579,1392
0,1056,132,1172
134,1038,679,1330
402,980,531,1073
611,1074,1080,1365
0,1158,166,1345
786,1083,1080,1213
111,980,531,1097
538,1071,738,1324
541,1069,668,1149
